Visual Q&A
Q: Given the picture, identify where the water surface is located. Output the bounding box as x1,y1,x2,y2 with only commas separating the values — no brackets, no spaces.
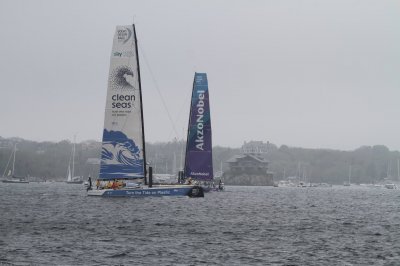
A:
1,183,400,265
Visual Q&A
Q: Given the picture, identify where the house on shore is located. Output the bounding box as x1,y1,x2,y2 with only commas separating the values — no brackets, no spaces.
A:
223,141,274,186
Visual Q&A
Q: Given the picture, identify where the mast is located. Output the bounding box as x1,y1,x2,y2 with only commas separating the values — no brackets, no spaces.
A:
154,153,158,174
173,152,177,176
180,128,184,170
133,24,147,182
297,162,301,180
387,161,390,179
12,144,16,176
2,145,15,177
348,164,352,184
183,74,197,177
72,136,76,178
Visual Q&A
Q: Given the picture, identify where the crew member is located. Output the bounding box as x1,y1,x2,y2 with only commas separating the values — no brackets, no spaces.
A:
111,179,118,189
87,175,92,191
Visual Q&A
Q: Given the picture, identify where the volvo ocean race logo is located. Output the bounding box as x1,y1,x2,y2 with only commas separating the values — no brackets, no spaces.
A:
195,89,205,151
117,27,132,44
109,66,136,109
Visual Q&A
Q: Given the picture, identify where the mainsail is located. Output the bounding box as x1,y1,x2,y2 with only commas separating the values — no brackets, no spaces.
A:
184,73,213,181
99,25,146,180
67,165,72,182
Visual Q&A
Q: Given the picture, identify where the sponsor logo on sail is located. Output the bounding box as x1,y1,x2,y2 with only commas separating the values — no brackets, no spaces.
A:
110,66,135,90
195,89,205,151
190,171,209,176
111,94,135,108
113,51,135,57
109,66,136,109
117,27,132,44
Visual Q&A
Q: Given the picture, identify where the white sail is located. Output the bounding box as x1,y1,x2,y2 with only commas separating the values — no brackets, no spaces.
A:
67,165,72,182
99,25,145,180
66,137,83,182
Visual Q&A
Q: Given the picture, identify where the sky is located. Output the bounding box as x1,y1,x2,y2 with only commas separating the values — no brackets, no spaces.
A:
0,0,399,151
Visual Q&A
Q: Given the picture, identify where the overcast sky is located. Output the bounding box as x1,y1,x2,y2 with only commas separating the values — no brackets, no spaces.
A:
0,0,399,150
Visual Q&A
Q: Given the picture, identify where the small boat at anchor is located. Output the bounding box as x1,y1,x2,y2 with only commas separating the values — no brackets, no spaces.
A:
384,183,397,189
1,144,29,184
66,136,83,184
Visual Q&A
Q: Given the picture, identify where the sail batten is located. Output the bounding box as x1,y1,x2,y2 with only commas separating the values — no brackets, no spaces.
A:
99,25,145,180
184,73,213,181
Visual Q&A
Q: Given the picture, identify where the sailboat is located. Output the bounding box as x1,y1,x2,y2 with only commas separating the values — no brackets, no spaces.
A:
2,144,29,183
384,160,398,189
343,165,351,186
87,24,203,197
66,138,83,184
183,73,222,192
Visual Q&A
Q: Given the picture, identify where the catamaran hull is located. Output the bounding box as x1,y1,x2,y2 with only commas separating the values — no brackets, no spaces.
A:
87,185,204,198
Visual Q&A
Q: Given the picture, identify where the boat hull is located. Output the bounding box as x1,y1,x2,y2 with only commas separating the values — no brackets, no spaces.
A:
198,181,224,193
87,185,204,198
385,184,397,189
66,181,84,184
2,179,29,183
202,186,224,193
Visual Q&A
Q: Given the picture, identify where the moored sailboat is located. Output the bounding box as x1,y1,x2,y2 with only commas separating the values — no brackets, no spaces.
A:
66,137,83,184
1,144,29,183
343,165,351,186
87,24,203,197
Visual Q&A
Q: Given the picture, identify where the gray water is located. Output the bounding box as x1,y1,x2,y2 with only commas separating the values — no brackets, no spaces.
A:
1,183,400,266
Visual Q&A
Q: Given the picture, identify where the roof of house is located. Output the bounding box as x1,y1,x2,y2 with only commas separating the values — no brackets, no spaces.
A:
226,154,269,163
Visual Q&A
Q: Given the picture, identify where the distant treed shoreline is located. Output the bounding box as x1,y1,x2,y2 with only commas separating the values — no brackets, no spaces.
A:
0,136,399,184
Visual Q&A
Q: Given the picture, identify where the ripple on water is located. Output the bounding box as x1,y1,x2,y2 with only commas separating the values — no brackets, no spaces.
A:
1,183,400,265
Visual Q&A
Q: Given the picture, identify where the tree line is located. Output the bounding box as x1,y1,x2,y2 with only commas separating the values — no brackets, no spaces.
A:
0,136,399,184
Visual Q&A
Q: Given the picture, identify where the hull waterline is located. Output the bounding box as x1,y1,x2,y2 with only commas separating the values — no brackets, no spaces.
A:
87,185,204,198
65,181,84,184
2,179,29,184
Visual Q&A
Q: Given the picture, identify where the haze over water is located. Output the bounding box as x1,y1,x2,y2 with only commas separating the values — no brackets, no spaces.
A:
1,183,400,265
1,0,399,151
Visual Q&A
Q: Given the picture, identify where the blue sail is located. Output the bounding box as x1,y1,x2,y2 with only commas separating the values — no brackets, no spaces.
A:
99,25,145,180
184,73,213,181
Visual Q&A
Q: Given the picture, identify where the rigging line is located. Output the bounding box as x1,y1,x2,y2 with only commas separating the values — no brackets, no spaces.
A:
138,45,180,139
2,147,14,177
166,85,192,141
167,68,196,140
